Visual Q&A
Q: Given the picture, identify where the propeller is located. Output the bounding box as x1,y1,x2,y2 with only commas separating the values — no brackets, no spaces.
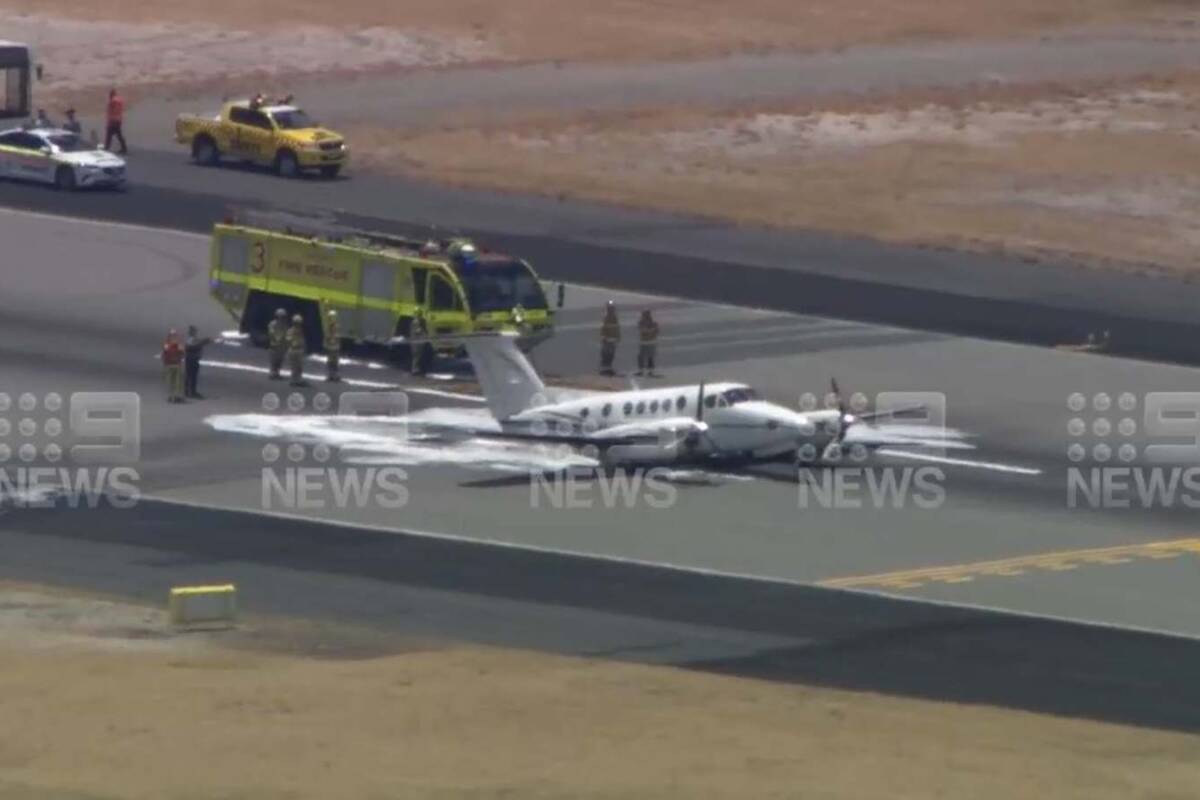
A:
696,381,705,422
829,377,853,444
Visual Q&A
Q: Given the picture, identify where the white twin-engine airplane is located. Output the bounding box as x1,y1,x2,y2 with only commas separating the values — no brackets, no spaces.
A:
456,334,927,468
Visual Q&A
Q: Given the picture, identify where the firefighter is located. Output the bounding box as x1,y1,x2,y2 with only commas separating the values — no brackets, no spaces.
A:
324,309,342,383
267,308,288,380
184,325,213,399
287,314,307,387
161,329,184,403
636,309,659,377
410,310,429,375
599,301,620,375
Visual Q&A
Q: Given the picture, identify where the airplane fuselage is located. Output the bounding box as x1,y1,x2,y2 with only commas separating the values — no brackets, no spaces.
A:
505,382,844,465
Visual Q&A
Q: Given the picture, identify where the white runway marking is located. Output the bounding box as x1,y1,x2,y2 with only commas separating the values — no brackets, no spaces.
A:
876,448,1042,476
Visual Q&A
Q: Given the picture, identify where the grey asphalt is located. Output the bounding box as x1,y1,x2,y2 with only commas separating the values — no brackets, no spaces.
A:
3,184,1200,730
6,147,1200,367
1,210,1198,633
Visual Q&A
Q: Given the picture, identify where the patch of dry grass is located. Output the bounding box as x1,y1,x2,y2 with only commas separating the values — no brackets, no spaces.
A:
4,638,1200,798
1,584,1200,799
353,72,1200,277
3,0,1193,63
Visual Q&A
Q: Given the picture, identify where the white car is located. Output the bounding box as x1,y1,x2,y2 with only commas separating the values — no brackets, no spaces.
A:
0,126,127,190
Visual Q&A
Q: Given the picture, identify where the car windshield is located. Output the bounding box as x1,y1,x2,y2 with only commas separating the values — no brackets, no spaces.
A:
44,134,89,152
722,388,760,404
456,259,549,314
271,109,317,130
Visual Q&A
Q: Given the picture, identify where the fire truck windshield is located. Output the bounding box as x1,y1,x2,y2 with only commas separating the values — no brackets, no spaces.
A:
457,260,548,314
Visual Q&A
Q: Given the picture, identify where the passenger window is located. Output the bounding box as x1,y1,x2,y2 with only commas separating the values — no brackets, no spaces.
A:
248,110,273,130
229,107,252,126
676,396,686,411
636,401,645,414
623,402,632,415
580,408,589,418
602,403,611,417
650,400,659,413
429,275,460,311
704,395,716,409
6,132,39,151
718,397,728,408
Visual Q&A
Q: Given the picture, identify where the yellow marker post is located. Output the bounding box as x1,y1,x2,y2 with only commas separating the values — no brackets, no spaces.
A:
168,584,238,627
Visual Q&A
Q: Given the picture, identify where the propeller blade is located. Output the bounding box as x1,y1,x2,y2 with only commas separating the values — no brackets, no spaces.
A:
696,381,705,422
830,377,846,417
830,377,852,443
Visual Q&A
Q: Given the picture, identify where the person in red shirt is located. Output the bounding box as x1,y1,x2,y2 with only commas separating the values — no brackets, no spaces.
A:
161,329,184,403
105,88,127,154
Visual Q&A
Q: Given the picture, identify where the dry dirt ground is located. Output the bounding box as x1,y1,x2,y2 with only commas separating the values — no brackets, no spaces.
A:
4,0,1192,69
1,583,1200,799
356,73,1200,278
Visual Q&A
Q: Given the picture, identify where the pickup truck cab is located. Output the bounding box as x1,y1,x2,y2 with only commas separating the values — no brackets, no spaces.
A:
176,100,348,178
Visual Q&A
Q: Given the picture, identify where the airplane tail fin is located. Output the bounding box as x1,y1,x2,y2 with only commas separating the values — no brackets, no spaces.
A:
461,334,547,421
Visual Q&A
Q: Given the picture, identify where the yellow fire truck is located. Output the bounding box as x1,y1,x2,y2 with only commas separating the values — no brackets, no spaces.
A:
209,215,554,371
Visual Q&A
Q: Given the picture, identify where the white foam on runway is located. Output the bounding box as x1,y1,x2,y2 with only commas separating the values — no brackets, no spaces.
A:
206,408,1036,477
205,410,599,472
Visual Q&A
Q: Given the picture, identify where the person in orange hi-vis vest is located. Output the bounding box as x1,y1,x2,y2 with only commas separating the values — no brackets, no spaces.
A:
161,329,184,403
105,88,128,154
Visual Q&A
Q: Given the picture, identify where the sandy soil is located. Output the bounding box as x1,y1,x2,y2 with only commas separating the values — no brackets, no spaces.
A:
5,0,1191,69
356,73,1200,277
1,583,1200,799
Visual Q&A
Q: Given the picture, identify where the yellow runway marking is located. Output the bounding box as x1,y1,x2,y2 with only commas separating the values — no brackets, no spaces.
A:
820,538,1200,591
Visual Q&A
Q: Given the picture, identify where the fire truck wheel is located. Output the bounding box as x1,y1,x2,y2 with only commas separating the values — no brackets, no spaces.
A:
416,343,435,374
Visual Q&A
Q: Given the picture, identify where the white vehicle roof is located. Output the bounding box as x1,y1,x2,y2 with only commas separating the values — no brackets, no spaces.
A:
0,126,79,139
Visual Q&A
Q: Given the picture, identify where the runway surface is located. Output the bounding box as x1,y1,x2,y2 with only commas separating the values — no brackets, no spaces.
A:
2,195,1200,729
5,148,1200,366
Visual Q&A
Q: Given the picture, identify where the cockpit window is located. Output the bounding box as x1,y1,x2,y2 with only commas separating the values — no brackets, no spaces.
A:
721,388,760,405
271,109,316,130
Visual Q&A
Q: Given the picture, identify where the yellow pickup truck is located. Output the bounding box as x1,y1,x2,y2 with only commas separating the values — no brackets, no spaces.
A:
175,99,348,178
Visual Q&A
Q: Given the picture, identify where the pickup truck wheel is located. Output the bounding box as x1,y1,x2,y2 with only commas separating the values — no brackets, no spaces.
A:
192,136,220,166
275,150,300,178
54,166,77,191
319,165,341,179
